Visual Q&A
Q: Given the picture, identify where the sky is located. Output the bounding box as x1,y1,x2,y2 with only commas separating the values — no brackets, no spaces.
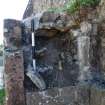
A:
0,0,29,44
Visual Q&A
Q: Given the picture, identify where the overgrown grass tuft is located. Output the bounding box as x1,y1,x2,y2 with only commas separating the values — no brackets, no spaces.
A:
48,0,100,14
66,0,100,14
0,89,5,105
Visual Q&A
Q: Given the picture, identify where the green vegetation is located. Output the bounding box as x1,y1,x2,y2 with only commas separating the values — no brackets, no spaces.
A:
0,89,5,105
48,0,100,14
66,0,100,14
47,0,100,26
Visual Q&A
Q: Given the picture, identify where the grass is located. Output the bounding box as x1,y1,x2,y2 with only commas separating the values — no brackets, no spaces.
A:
48,0,100,14
0,89,5,105
47,0,100,27
66,0,100,14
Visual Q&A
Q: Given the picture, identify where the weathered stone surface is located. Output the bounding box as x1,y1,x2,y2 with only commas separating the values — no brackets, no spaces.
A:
99,22,105,71
4,19,25,105
40,12,60,23
24,29,79,91
23,0,33,19
39,12,76,32
89,21,101,69
23,0,69,19
33,0,69,14
26,86,105,105
99,0,105,21
4,19,22,51
3,1,105,105
35,29,59,37
26,86,89,105
23,12,77,37
90,87,105,105
4,51,25,105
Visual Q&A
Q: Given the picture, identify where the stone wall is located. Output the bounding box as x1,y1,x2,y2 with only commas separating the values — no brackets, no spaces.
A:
33,0,69,13
26,86,90,105
4,12,105,105
26,86,105,105
3,1,105,105
4,19,25,105
99,22,105,72
23,0,69,19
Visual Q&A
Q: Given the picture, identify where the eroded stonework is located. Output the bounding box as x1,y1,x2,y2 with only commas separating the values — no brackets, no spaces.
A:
4,19,25,105
4,0,105,105
23,0,69,19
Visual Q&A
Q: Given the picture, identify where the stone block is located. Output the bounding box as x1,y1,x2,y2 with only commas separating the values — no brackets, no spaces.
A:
26,86,89,105
33,0,69,14
4,19,22,51
90,87,105,105
4,51,25,105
